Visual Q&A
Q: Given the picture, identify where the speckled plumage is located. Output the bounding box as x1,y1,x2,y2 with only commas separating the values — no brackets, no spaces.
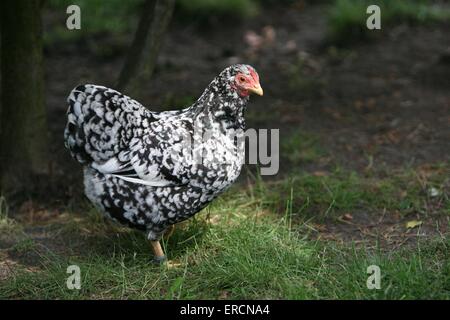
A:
64,65,259,241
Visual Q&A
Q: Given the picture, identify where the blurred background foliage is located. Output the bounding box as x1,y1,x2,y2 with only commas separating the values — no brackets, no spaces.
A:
328,0,450,44
45,0,450,45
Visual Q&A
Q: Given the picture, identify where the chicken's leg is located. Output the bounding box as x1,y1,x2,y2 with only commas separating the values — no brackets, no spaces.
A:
150,226,178,266
150,240,166,263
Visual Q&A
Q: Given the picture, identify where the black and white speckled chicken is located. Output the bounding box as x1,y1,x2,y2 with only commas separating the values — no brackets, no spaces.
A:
64,64,263,262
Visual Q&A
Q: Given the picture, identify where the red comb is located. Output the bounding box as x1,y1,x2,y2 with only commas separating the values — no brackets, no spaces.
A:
248,67,259,82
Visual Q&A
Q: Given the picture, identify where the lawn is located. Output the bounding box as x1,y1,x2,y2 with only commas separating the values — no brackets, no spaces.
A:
1,164,448,299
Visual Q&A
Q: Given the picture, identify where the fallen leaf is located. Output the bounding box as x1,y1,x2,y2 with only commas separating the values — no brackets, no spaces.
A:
406,220,422,229
341,213,353,221
312,171,328,177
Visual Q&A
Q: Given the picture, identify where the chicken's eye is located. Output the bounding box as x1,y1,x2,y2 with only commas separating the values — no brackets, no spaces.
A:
239,76,246,82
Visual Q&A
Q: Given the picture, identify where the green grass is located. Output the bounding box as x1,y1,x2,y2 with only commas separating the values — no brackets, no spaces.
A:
1,165,449,299
253,167,448,223
2,217,449,299
327,0,450,45
0,196,16,233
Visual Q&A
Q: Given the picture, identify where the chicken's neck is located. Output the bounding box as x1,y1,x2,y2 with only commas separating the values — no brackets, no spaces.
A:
189,83,248,132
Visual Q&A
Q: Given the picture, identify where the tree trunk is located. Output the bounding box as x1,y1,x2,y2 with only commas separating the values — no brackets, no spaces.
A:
0,0,49,195
116,0,175,100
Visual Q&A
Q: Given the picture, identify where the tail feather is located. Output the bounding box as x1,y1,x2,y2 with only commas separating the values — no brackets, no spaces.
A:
64,84,92,164
64,84,151,166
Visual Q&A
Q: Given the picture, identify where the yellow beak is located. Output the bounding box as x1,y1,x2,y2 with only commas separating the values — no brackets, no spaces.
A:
248,84,263,96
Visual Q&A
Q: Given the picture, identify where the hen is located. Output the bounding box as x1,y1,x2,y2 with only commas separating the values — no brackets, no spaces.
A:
64,64,263,262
